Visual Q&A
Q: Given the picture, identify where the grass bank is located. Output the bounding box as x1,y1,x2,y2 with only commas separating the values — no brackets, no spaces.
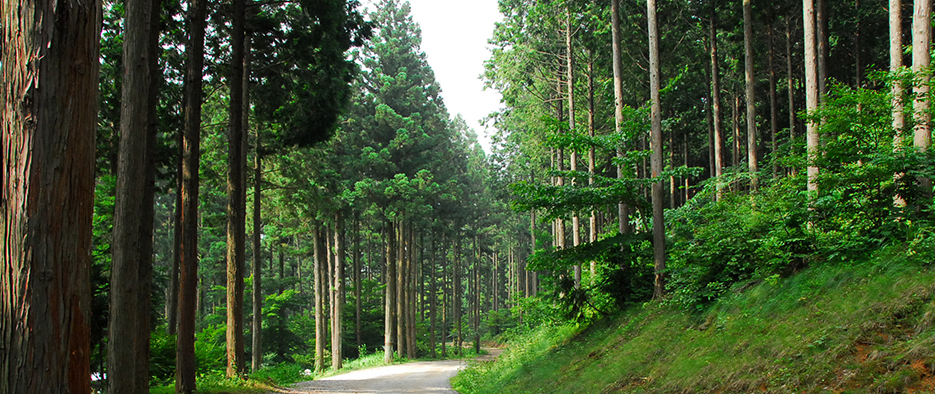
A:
453,247,935,393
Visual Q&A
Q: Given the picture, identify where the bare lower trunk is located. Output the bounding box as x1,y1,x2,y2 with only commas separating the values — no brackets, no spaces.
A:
913,0,932,202
226,0,247,377
710,9,725,199
648,0,666,298
0,0,99,390
804,0,821,198
384,221,397,363
315,228,326,371
332,213,345,370
743,0,758,188
177,0,207,390
109,0,157,388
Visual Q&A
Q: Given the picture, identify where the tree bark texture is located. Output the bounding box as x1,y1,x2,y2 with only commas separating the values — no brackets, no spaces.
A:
804,0,821,198
0,0,99,391
892,0,905,136
315,228,326,371
384,220,397,363
647,0,666,299
743,0,758,187
251,121,262,373
913,0,932,201
226,0,247,377
710,9,725,199
109,0,158,388
332,213,345,370
611,0,631,235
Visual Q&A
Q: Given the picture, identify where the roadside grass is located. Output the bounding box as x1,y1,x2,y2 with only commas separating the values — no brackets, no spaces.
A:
453,246,935,393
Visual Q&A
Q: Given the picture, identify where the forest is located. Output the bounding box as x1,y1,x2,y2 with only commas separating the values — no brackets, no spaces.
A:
2,0,935,392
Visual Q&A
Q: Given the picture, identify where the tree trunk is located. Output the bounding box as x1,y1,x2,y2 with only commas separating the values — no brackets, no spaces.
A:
384,220,397,363
804,0,821,199
251,126,262,373
611,0,631,235
892,0,905,137
733,95,741,168
710,9,725,199
587,51,598,278
786,15,797,176
226,0,247,377
0,0,99,390
914,0,932,202
315,228,326,371
768,15,779,178
408,226,417,358
109,0,158,387
177,0,207,389
430,236,437,358
396,221,406,357
354,213,362,350
169,137,182,335
817,0,829,100
332,213,345,370
647,0,666,299
566,8,581,288
455,236,462,354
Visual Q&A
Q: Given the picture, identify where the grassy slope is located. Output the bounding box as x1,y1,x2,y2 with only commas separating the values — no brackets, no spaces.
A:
454,249,935,393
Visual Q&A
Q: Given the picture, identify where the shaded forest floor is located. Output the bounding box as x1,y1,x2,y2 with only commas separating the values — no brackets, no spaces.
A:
453,246,935,393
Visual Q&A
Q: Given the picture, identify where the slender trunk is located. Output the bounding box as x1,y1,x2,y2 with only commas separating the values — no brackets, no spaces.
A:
805,0,821,199
787,16,798,176
588,52,597,277
354,213,361,350
109,0,157,387
855,0,862,87
566,8,581,288
648,0,666,298
332,213,345,370
744,0,758,188
455,236,462,353
0,0,99,389
384,220,397,363
430,237,437,358
892,0,905,137
396,221,406,357
225,0,247,377
817,0,829,100
314,228,326,371
169,136,182,335
251,118,262,373
611,0,631,234
177,0,207,389
913,0,932,202
710,9,725,199
768,16,779,178
733,95,741,168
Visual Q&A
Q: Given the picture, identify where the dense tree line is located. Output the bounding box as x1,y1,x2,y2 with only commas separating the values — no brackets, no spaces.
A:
4,0,935,392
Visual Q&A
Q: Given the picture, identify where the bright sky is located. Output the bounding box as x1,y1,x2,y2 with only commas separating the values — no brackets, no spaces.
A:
364,0,504,153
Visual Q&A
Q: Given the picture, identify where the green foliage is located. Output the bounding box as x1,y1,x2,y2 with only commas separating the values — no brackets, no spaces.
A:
455,248,935,393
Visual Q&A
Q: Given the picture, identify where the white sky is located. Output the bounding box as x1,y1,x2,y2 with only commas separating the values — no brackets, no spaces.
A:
364,0,504,153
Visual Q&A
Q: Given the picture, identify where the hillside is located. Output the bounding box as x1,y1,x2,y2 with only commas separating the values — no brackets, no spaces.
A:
453,248,935,393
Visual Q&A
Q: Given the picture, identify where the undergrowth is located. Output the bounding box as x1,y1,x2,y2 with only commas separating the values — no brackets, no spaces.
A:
453,245,935,393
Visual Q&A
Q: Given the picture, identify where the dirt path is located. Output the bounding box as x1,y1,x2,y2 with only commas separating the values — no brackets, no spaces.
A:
281,348,503,394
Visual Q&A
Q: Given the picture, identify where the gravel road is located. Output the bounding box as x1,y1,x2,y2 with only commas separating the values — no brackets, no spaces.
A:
282,348,503,394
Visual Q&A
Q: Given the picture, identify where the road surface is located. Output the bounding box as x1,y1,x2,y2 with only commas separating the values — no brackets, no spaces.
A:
283,348,503,394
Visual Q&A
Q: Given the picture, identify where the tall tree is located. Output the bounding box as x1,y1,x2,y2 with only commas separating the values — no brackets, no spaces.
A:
108,0,158,389
892,0,905,136
744,0,758,187
913,0,932,202
1,0,99,391
251,126,263,373
226,0,247,378
710,6,725,199
332,213,346,370
804,0,821,199
177,0,208,390
611,0,631,234
647,0,665,298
